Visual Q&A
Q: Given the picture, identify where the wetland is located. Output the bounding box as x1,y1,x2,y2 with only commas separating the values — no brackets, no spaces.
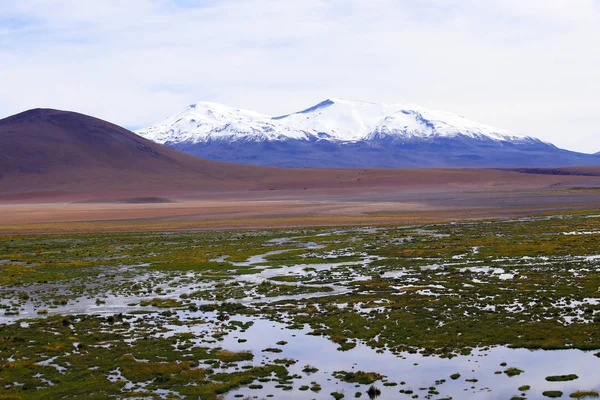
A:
0,212,599,399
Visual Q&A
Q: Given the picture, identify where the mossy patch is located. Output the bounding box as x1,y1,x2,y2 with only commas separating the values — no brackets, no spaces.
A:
570,391,600,399
333,370,384,385
546,374,579,382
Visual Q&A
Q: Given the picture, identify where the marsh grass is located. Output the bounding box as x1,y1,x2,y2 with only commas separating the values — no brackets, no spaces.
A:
2,213,600,398
546,374,579,382
333,371,384,385
570,391,600,398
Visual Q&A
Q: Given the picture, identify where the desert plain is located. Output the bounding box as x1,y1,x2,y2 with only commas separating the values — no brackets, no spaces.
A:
3,167,600,234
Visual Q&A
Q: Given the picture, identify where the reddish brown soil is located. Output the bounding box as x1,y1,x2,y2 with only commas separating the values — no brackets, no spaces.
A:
3,185,600,234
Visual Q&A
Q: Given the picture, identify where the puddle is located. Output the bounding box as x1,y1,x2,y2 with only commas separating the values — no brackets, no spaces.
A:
205,316,600,400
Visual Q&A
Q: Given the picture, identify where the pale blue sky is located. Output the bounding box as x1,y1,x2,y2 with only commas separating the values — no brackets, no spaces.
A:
0,0,599,152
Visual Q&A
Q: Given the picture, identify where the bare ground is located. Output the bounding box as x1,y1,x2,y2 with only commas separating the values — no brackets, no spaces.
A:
3,184,600,234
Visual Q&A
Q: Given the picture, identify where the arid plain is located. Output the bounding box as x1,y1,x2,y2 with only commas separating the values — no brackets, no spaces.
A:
3,168,600,233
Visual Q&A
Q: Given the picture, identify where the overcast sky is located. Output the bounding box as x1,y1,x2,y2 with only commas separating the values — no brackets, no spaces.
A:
1,0,598,152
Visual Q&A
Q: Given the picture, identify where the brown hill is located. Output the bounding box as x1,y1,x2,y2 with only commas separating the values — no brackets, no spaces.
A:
2,108,600,203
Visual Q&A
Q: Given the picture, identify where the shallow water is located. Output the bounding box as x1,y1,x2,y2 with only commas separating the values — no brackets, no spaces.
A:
213,316,600,400
2,221,599,399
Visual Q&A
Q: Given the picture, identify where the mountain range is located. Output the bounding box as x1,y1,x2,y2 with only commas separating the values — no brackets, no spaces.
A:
137,98,600,168
2,108,600,203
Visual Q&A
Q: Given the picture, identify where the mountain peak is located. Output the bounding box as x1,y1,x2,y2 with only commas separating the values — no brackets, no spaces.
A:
271,98,395,141
138,101,311,144
0,108,70,125
325,97,379,105
0,108,133,138
137,98,540,144
292,99,336,115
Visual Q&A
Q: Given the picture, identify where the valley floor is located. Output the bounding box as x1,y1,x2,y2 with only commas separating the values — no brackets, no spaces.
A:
2,186,600,234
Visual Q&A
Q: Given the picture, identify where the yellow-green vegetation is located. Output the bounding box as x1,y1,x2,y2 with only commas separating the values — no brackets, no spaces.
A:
262,347,283,353
0,314,286,399
546,374,579,382
256,280,334,297
505,368,525,377
0,212,599,397
248,215,600,357
332,370,384,385
139,298,183,308
544,391,564,398
570,391,600,398
302,365,319,374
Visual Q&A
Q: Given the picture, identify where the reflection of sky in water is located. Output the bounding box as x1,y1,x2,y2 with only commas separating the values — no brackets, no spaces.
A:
215,316,600,400
2,226,599,399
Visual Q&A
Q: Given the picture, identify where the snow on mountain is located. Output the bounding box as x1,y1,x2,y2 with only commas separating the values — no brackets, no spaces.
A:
273,98,395,141
135,98,600,168
367,106,535,143
137,98,541,145
138,102,313,145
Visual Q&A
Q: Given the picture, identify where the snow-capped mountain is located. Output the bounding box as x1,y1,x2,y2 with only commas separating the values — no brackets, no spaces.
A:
137,98,599,168
274,98,394,141
138,101,313,144
366,106,534,143
139,98,539,144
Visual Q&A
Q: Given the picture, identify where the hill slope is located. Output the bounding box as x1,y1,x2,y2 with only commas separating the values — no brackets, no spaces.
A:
137,98,600,168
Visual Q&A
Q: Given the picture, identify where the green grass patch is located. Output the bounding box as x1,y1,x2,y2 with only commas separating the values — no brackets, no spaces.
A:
546,374,579,382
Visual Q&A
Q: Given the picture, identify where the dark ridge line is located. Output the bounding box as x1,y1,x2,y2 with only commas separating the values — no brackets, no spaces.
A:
499,168,600,177
272,99,335,120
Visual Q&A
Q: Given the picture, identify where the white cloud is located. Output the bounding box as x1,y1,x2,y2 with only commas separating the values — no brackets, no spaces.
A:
0,0,598,152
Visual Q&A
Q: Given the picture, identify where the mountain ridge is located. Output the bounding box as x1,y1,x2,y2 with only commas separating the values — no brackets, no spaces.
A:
138,98,541,145
136,98,598,168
